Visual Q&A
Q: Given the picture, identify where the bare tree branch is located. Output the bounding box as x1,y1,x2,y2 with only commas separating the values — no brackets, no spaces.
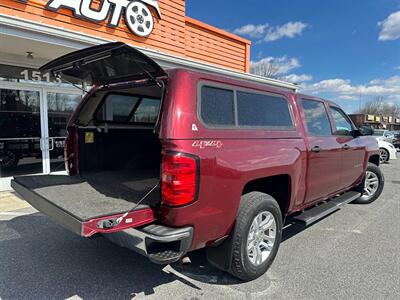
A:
357,96,400,116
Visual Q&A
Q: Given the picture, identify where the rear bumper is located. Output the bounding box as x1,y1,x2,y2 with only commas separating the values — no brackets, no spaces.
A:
103,224,193,264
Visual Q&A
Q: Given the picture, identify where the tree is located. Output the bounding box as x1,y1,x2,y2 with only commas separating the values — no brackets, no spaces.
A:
357,96,400,116
250,60,281,78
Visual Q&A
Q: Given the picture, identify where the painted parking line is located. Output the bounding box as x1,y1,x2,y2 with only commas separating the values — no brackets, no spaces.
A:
0,211,33,217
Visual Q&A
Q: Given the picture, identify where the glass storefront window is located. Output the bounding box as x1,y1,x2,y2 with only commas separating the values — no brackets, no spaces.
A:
0,63,83,190
0,88,42,178
47,92,81,173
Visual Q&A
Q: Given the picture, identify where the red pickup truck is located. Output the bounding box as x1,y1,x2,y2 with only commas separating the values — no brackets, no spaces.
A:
12,43,384,281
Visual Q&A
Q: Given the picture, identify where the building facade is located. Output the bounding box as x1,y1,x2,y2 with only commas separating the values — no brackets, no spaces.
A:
349,114,400,131
0,0,297,191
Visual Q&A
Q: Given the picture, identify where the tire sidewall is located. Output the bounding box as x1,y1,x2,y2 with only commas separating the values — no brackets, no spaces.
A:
355,163,384,204
237,194,283,279
379,148,389,163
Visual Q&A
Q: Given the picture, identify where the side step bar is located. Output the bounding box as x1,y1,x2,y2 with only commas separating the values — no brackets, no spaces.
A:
292,191,361,226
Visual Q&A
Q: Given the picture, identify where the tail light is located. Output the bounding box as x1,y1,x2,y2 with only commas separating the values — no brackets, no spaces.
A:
161,153,199,206
64,127,79,175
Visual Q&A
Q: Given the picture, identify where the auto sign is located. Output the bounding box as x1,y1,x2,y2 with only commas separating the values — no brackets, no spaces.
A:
16,0,162,37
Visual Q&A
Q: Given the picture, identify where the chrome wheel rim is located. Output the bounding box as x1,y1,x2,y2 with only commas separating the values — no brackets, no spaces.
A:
379,149,388,163
361,171,379,200
247,211,276,266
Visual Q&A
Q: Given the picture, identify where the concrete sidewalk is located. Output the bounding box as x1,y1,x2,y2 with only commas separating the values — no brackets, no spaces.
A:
0,191,31,212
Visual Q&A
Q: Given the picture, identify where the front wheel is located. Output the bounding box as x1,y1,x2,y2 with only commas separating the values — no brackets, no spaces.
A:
379,148,389,163
353,163,384,204
229,192,282,281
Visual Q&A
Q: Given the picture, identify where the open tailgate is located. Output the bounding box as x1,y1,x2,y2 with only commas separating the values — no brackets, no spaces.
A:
11,173,158,237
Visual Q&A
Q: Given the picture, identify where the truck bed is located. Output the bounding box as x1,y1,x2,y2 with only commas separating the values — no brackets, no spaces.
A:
12,170,160,222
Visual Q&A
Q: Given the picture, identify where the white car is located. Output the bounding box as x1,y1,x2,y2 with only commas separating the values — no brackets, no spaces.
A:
377,138,397,163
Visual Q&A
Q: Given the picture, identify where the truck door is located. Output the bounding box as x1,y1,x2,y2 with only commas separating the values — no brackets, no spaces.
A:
300,98,343,204
328,106,365,189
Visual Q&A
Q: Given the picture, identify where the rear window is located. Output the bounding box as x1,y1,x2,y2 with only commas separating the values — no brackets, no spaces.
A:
96,93,160,124
200,85,293,129
200,86,234,126
237,91,293,128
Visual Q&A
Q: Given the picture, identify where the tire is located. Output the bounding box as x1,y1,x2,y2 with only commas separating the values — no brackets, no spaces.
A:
229,192,282,281
379,148,389,164
353,163,384,204
0,150,19,170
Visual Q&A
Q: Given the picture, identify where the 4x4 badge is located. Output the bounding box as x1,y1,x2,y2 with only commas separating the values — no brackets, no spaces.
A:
192,140,223,149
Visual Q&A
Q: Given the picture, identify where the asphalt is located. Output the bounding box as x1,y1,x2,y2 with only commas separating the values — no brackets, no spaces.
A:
0,158,399,300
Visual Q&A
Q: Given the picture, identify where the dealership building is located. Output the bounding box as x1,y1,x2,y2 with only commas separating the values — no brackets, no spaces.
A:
0,0,296,191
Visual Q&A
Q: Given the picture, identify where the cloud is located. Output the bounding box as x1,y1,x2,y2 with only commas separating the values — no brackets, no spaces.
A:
233,24,268,38
378,11,400,41
250,55,301,76
233,21,308,42
264,22,308,42
280,74,313,83
300,76,400,101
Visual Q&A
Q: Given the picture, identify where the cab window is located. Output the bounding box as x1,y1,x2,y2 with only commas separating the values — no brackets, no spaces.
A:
95,93,160,124
330,107,354,135
301,99,332,136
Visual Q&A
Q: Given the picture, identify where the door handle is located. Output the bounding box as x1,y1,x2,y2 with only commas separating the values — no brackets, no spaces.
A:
342,144,350,150
311,146,321,153
49,138,54,151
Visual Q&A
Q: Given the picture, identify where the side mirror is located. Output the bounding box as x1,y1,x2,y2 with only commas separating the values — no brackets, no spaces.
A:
358,126,374,136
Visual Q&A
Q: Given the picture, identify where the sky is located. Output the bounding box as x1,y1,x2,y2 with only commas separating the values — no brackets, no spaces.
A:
186,0,400,113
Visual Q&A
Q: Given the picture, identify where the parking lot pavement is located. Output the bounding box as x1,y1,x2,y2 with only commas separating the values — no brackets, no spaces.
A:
0,159,399,300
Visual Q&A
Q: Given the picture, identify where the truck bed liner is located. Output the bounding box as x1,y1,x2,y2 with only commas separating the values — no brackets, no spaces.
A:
13,170,160,222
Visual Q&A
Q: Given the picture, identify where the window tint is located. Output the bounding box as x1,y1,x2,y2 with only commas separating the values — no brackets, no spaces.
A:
201,86,234,126
130,98,160,123
237,91,292,127
96,93,160,124
330,107,353,135
301,99,332,136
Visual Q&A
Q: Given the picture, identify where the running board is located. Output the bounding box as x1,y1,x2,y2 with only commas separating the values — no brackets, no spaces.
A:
292,191,361,226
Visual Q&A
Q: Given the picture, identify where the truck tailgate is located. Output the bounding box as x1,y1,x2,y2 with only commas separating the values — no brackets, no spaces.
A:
11,171,159,237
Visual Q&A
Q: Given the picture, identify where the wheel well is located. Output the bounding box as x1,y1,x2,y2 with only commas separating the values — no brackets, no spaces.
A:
369,154,380,166
242,175,291,217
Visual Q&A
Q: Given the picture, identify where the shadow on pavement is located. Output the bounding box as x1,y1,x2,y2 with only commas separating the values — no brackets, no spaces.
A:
0,213,313,297
0,213,200,299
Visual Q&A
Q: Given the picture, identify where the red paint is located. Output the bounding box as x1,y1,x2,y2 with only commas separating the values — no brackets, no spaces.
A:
68,68,379,250
81,208,156,237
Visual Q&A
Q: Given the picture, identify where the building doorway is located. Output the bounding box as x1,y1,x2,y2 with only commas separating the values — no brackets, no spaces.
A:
0,81,82,191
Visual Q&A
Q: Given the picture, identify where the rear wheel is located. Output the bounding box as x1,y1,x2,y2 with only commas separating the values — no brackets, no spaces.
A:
379,148,389,163
353,163,384,204
229,192,282,281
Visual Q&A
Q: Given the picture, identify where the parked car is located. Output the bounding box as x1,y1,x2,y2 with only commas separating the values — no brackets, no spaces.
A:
376,138,397,163
390,131,400,149
12,43,384,281
373,129,396,143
